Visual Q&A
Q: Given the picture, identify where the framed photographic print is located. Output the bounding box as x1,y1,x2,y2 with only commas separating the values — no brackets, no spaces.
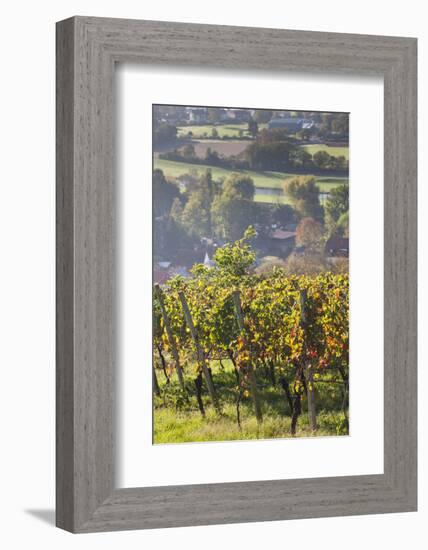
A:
150,103,351,446
56,17,417,532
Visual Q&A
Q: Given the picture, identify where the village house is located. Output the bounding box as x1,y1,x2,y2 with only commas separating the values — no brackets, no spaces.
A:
227,109,251,122
153,245,216,285
268,228,297,256
268,117,315,132
186,107,208,124
325,236,349,257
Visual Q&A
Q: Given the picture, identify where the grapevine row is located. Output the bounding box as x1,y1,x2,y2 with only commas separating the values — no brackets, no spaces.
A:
153,269,349,435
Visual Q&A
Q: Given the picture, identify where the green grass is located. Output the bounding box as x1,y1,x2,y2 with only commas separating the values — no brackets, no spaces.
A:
154,158,348,198
302,143,349,160
177,123,267,139
153,359,349,444
254,193,292,205
178,123,249,139
154,405,346,444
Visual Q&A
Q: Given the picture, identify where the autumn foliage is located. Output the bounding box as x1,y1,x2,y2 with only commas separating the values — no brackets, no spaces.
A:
154,264,349,435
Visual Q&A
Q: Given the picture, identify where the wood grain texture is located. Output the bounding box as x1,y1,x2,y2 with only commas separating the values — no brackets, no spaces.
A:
56,16,417,533
56,17,75,532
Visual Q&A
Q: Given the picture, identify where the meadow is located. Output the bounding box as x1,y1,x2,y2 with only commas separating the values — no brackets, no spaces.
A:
154,157,348,204
154,359,348,444
177,122,267,139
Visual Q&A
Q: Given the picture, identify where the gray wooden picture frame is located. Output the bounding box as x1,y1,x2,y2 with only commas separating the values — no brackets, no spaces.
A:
56,16,417,533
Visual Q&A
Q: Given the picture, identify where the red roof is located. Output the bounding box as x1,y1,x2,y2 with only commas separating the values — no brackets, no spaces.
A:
153,268,171,285
271,229,296,240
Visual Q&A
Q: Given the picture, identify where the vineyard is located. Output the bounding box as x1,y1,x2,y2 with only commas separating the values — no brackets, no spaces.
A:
153,231,349,444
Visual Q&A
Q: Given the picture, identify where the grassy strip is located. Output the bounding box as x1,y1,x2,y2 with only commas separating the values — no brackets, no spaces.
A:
154,406,346,443
177,123,267,139
254,193,292,205
302,143,349,160
154,158,348,193
153,359,348,444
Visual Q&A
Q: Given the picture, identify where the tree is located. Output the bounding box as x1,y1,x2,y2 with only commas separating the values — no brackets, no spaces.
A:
205,147,220,164
295,217,324,251
170,197,184,223
313,150,331,170
270,204,296,227
253,110,273,123
158,216,194,258
181,170,217,237
336,211,349,238
245,141,296,170
182,143,196,159
211,192,256,242
211,127,219,138
320,113,333,134
181,190,210,238
290,147,313,168
284,176,323,221
199,169,216,207
207,107,221,123
331,114,349,135
335,156,348,170
153,123,177,147
296,128,312,141
257,128,290,144
213,226,256,277
325,184,349,232
223,173,255,201
153,169,181,218
248,117,259,138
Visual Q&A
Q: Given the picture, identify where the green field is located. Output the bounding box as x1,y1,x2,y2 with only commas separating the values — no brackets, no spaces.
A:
154,360,348,444
177,122,267,139
302,143,349,160
154,158,348,199
253,193,291,205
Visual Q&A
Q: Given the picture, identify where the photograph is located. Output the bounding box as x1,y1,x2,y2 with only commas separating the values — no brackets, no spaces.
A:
152,104,350,444
0,0,419,542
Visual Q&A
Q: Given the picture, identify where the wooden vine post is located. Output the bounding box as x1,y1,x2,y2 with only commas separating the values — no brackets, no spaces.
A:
178,291,220,414
152,364,160,396
300,289,317,431
154,284,186,392
232,290,263,425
